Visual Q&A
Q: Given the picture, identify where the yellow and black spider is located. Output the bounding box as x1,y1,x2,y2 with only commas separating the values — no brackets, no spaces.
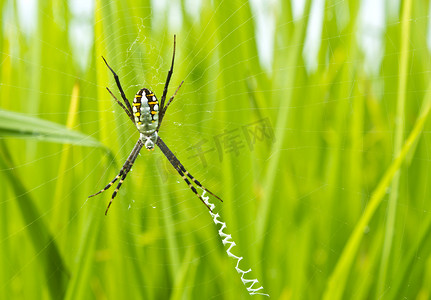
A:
89,35,222,215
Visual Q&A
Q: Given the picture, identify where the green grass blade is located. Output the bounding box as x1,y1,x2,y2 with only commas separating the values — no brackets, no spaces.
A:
64,0,110,298
377,0,412,295
387,204,431,299
255,0,312,250
323,80,431,300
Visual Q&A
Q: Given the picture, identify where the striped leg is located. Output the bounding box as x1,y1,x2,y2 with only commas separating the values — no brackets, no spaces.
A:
88,171,123,198
178,165,223,202
88,139,144,215
175,165,212,210
156,137,223,211
105,171,129,215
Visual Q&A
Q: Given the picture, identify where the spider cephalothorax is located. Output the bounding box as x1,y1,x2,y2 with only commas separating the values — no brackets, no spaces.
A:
89,35,222,215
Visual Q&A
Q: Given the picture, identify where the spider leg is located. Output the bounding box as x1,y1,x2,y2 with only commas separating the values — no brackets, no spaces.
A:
105,170,128,215
176,165,212,210
106,87,135,124
88,139,144,215
102,56,134,117
158,80,184,130
179,165,223,202
160,35,176,113
156,137,222,211
88,170,123,198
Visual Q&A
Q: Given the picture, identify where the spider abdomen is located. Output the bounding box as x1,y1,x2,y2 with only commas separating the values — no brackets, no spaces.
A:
133,88,159,135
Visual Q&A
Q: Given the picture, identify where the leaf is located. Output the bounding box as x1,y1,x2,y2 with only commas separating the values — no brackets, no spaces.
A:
0,108,105,148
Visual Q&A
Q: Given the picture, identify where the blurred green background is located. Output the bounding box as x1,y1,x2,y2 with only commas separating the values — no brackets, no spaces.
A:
2,0,431,299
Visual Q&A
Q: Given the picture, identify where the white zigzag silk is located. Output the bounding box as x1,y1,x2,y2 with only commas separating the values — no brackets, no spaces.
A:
201,190,269,297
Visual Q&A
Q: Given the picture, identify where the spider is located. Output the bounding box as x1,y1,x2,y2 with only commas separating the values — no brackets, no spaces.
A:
89,35,222,215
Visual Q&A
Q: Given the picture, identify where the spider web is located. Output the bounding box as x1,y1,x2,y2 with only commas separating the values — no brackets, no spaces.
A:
1,0,431,299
